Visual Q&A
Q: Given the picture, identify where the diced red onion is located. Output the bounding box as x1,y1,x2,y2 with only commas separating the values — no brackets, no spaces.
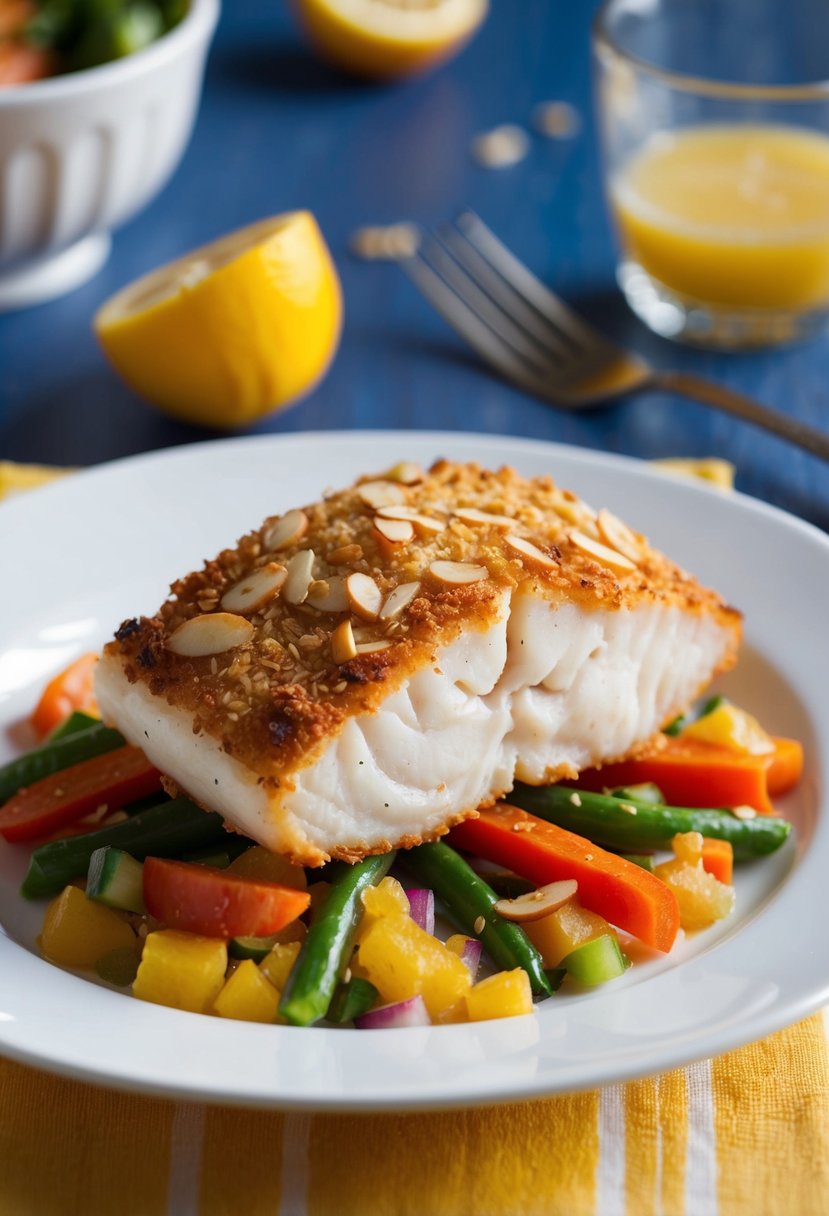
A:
458,937,482,981
354,995,431,1029
404,887,435,935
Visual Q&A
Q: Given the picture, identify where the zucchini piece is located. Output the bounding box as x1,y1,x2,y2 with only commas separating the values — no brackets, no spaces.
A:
327,977,378,1024
22,797,231,899
87,846,145,913
229,933,285,962
561,934,629,986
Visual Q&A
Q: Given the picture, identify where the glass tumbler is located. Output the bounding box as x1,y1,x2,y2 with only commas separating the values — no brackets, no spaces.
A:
593,0,829,348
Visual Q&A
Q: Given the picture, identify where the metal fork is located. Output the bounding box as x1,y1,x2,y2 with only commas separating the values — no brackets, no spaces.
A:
402,212,829,463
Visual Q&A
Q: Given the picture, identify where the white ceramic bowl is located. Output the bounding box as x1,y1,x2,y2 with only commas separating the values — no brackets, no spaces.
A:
0,0,219,310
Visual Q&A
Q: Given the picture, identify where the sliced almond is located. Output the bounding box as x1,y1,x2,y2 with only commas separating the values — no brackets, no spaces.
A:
376,506,446,536
355,640,393,655
168,612,254,658
372,517,414,546
454,506,514,529
328,543,363,565
379,580,421,620
220,563,287,614
346,572,383,621
283,549,316,605
597,508,644,564
570,529,637,575
385,461,424,485
429,560,488,586
331,619,357,664
262,509,308,552
307,575,348,612
493,879,578,923
505,534,559,570
357,480,407,510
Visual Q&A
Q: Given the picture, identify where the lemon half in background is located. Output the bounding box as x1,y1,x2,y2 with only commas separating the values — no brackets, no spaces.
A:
293,0,488,79
95,212,342,429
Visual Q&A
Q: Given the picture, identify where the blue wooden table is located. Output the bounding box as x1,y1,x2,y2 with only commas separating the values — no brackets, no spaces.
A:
1,0,827,529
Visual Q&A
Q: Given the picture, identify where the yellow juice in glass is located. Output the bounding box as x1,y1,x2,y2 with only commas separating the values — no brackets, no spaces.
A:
611,124,829,312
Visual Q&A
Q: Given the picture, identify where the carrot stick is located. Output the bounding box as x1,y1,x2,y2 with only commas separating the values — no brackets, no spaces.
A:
449,804,680,953
701,837,733,885
0,746,161,842
31,652,99,738
765,737,804,797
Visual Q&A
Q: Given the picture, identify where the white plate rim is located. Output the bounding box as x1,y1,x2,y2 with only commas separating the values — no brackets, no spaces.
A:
0,429,826,1112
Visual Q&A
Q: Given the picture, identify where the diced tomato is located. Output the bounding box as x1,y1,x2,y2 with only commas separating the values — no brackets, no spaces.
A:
0,746,161,842
142,857,311,939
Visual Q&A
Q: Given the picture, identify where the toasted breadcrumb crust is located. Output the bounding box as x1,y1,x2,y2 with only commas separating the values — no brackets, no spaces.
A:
103,460,742,861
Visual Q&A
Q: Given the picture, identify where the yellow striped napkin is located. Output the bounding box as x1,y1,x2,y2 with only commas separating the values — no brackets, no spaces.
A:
0,1015,827,1214
1,460,827,1216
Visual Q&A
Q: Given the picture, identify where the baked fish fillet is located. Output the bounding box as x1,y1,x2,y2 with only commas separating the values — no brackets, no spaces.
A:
95,460,741,866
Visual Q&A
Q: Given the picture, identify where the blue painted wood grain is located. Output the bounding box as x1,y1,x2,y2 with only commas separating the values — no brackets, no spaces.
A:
0,0,827,528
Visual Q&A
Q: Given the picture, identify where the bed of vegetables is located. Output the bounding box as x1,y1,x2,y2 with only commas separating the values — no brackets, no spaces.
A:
0,657,801,1030
0,0,187,86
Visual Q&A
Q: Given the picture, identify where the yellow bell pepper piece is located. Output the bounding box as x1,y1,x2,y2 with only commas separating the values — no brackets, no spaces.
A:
682,702,774,755
227,846,307,890
213,960,281,1023
41,885,136,968
258,940,302,991
654,857,735,930
465,969,533,1021
523,899,615,968
133,930,227,1013
355,875,410,944
357,914,470,1019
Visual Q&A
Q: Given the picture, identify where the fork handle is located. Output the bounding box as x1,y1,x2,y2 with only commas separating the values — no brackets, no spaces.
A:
649,370,829,463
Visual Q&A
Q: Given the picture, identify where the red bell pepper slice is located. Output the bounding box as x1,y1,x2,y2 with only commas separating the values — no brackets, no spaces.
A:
0,746,161,842
569,734,803,815
142,856,311,939
450,804,680,952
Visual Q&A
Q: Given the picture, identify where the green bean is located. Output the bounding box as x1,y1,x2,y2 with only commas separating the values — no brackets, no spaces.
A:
0,721,124,807
21,798,231,899
279,853,395,1027
403,841,552,998
509,784,792,862
47,710,100,742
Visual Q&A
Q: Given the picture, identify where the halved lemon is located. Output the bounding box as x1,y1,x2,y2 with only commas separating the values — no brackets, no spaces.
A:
293,0,488,79
94,212,342,429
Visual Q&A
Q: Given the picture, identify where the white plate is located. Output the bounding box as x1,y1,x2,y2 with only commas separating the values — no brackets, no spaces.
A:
0,431,825,1111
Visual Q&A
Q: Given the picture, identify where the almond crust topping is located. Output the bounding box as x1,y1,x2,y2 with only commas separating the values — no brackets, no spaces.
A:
505,534,558,570
570,529,637,575
373,517,414,545
597,508,644,565
220,563,287,614
283,550,316,605
262,509,308,552
167,612,254,657
346,573,383,621
331,619,357,664
429,560,488,586
357,480,407,509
